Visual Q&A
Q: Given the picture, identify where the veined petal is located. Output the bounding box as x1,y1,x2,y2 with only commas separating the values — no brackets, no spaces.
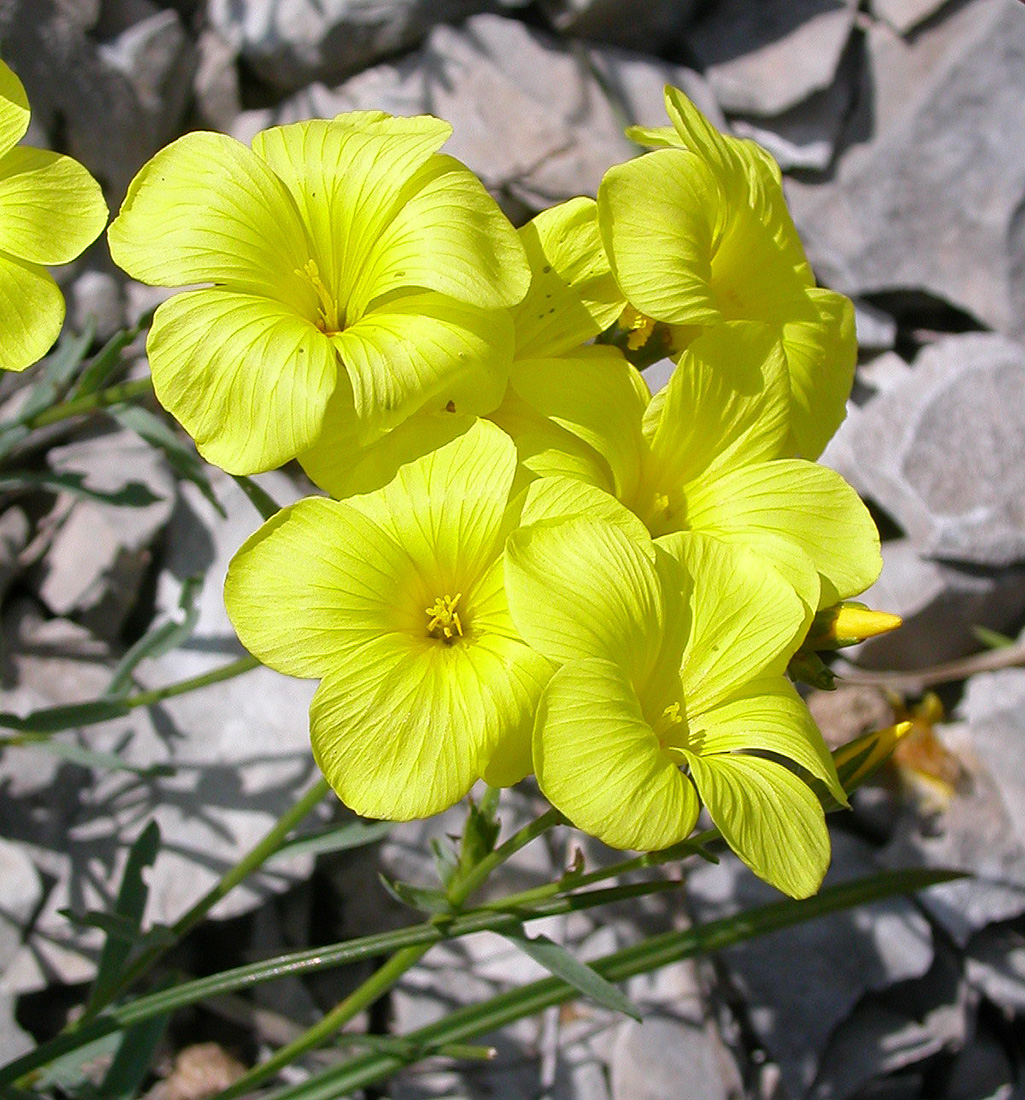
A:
224,497,411,678
348,419,517,587
520,476,653,552
645,322,792,488
694,675,845,804
513,197,625,358
351,154,529,315
684,460,882,608
506,516,665,681
783,287,857,459
336,292,512,431
250,114,451,311
535,658,700,851
148,289,337,474
0,255,63,372
107,131,313,311
0,61,29,157
660,532,809,716
663,85,736,181
624,123,684,149
300,386,476,500
511,347,647,501
684,751,830,898
0,147,107,264
598,148,722,326
311,637,498,820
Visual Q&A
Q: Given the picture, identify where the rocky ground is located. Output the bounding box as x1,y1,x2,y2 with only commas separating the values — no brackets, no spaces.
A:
1,0,1025,1097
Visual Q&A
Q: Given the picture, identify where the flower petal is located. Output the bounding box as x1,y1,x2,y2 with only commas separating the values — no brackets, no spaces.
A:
224,496,410,678
0,255,63,372
0,61,29,157
782,287,856,460
148,289,337,474
107,131,313,311
250,114,451,313
695,675,845,804
0,147,107,264
519,476,653,551
598,148,721,326
684,751,830,898
683,460,882,608
534,658,700,851
506,516,664,682
352,153,529,313
659,532,809,715
336,292,512,432
513,197,625,359
645,322,792,488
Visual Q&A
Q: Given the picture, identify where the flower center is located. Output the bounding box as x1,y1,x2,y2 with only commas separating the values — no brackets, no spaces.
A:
620,304,657,351
296,259,342,334
425,592,464,644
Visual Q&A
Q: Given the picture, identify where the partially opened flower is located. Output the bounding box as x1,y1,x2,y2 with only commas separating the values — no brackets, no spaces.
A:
506,510,846,898
0,59,107,372
108,112,529,475
503,320,881,613
598,85,855,459
224,420,551,820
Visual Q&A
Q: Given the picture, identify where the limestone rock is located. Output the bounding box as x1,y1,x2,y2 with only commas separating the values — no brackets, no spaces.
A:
610,1017,739,1100
538,0,699,52
870,0,958,34
687,0,859,117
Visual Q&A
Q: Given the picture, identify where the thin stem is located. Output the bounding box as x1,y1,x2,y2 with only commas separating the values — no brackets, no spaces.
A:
232,475,283,522
80,776,332,1021
24,376,155,429
121,655,261,711
217,800,565,1098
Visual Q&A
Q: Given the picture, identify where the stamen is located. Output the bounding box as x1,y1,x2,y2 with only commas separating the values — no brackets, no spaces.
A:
426,593,464,643
653,702,685,748
295,259,342,333
620,304,656,350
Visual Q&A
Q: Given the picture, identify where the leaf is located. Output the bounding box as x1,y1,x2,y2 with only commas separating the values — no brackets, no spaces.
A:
378,875,452,915
430,836,460,890
97,981,172,1100
83,820,161,1016
11,320,95,421
0,470,161,506
106,575,203,697
67,307,156,400
112,403,225,517
500,926,641,1020
271,819,393,861
28,737,174,778
973,625,1017,650
0,698,131,734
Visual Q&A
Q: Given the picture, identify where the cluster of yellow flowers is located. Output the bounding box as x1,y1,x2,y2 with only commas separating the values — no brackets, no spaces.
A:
3,56,888,898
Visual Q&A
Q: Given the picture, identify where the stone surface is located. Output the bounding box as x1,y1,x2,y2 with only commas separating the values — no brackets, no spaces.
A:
207,0,490,93
686,830,934,1097
824,335,1025,569
192,26,242,131
687,0,859,117
234,14,721,211
966,924,1025,1014
69,270,128,344
0,507,30,607
538,0,699,51
610,1017,738,1100
870,0,958,34
0,0,196,196
33,429,177,640
787,0,1025,341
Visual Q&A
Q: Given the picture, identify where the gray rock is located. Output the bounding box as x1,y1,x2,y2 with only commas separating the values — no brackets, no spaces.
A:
0,0,196,197
966,925,1025,1013
879,716,1025,945
610,1017,739,1100
0,837,42,975
0,995,32,1062
826,335,1025,569
192,26,242,132
854,300,899,353
235,14,722,212
870,0,958,34
944,1026,1015,1100
34,430,177,640
538,0,699,51
787,0,1025,341
207,0,489,94
69,270,127,344
0,507,30,606
687,0,859,117
686,830,934,1097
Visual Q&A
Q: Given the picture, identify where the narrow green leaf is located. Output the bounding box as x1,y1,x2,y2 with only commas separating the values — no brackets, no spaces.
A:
0,698,131,734
379,875,452,915
97,1005,170,1100
83,821,161,1016
107,575,203,697
271,819,393,862
501,927,641,1020
15,321,95,421
0,470,160,506
68,308,156,400
430,836,460,890
112,404,224,517
232,474,281,522
21,736,175,778
972,625,1017,650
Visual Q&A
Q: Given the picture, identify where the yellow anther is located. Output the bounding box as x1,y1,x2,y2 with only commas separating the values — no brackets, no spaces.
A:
426,593,464,643
295,259,342,333
653,701,685,745
620,304,657,350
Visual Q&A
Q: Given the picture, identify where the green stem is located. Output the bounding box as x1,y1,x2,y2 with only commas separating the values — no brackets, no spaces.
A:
232,475,283,522
25,376,154,429
217,801,565,1098
121,655,261,711
80,776,332,1021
